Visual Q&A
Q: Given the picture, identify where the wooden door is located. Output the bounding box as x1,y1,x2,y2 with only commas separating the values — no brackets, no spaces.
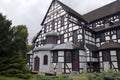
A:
72,51,79,71
34,56,40,71
93,62,100,72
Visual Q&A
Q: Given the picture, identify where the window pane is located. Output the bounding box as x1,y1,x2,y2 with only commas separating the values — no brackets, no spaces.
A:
53,52,58,63
65,51,72,63
44,55,48,65
102,50,110,61
117,29,120,39
100,33,105,42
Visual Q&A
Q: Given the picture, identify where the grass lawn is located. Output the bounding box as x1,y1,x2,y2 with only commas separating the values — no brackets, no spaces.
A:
69,73,89,80
0,75,36,80
0,73,89,80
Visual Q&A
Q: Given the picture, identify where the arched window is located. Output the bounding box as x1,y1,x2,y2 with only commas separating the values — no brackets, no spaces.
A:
43,55,48,65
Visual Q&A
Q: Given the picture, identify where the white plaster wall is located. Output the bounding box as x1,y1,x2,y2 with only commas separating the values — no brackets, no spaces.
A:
103,62,110,71
33,51,51,73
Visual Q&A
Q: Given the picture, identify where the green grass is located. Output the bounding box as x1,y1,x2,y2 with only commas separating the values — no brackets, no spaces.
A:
0,75,35,80
69,73,89,80
0,73,89,80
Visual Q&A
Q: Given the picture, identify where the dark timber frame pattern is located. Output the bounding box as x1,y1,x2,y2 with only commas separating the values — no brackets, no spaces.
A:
31,0,120,73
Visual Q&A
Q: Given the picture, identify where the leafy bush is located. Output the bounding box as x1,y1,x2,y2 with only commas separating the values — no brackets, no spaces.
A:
36,75,72,80
0,56,31,79
88,70,120,80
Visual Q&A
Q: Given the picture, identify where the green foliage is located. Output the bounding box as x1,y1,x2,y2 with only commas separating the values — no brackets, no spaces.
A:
36,75,72,80
88,70,120,80
0,56,31,79
0,13,31,79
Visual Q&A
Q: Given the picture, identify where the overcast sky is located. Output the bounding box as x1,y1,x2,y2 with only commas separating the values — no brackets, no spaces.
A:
0,0,116,44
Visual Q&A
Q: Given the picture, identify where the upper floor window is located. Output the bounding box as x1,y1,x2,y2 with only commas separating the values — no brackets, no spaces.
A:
73,30,77,43
52,20,55,30
61,16,64,26
60,35,64,43
117,29,120,39
44,24,46,33
43,55,48,65
92,52,98,58
100,33,105,42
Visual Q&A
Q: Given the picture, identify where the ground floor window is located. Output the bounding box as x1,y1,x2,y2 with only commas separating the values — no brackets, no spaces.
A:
65,51,72,63
43,55,48,65
53,51,58,63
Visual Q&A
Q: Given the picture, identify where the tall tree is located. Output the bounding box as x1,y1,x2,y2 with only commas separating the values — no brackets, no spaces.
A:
12,25,28,57
0,13,12,57
0,13,31,79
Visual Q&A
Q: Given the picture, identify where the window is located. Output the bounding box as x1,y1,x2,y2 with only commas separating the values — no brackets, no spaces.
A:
61,16,64,26
60,35,64,43
52,20,55,30
92,52,98,58
102,50,110,61
117,29,120,39
65,51,72,63
44,24,46,33
53,51,58,63
100,33,105,42
73,30,77,43
117,50,120,61
43,55,48,65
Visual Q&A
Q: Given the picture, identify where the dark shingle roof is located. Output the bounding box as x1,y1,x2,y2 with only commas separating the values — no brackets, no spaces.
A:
83,1,120,23
99,41,120,50
86,43,98,51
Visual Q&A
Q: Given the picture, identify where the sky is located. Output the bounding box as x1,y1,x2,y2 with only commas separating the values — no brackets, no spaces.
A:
0,0,116,44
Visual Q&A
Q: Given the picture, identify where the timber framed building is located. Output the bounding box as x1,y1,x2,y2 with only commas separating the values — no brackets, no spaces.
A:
27,0,120,73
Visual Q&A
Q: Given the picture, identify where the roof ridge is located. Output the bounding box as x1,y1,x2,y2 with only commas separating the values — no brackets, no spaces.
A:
83,1,116,16
83,0,119,22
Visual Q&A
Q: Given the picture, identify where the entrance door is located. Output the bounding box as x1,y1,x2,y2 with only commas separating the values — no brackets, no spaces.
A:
93,62,100,72
34,56,40,71
72,51,79,71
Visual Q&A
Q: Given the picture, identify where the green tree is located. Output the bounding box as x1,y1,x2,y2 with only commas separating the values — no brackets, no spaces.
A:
0,13,31,79
12,25,28,57
0,13,12,57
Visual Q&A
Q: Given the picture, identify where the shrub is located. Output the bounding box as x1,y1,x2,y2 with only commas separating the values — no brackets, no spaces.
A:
36,75,72,80
88,70,120,80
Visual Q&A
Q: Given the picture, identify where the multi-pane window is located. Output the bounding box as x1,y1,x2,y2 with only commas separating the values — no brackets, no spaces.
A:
65,51,72,63
53,51,58,63
117,50,120,61
61,15,64,26
60,35,64,43
73,30,77,43
92,52,98,58
100,33,105,42
117,29,120,39
102,50,110,61
43,55,48,65
52,20,55,30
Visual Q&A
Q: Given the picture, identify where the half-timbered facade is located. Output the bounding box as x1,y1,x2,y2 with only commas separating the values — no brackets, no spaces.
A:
28,0,120,73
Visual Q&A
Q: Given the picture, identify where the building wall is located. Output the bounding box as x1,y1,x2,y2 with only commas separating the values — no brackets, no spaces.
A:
33,51,52,72
31,0,120,73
